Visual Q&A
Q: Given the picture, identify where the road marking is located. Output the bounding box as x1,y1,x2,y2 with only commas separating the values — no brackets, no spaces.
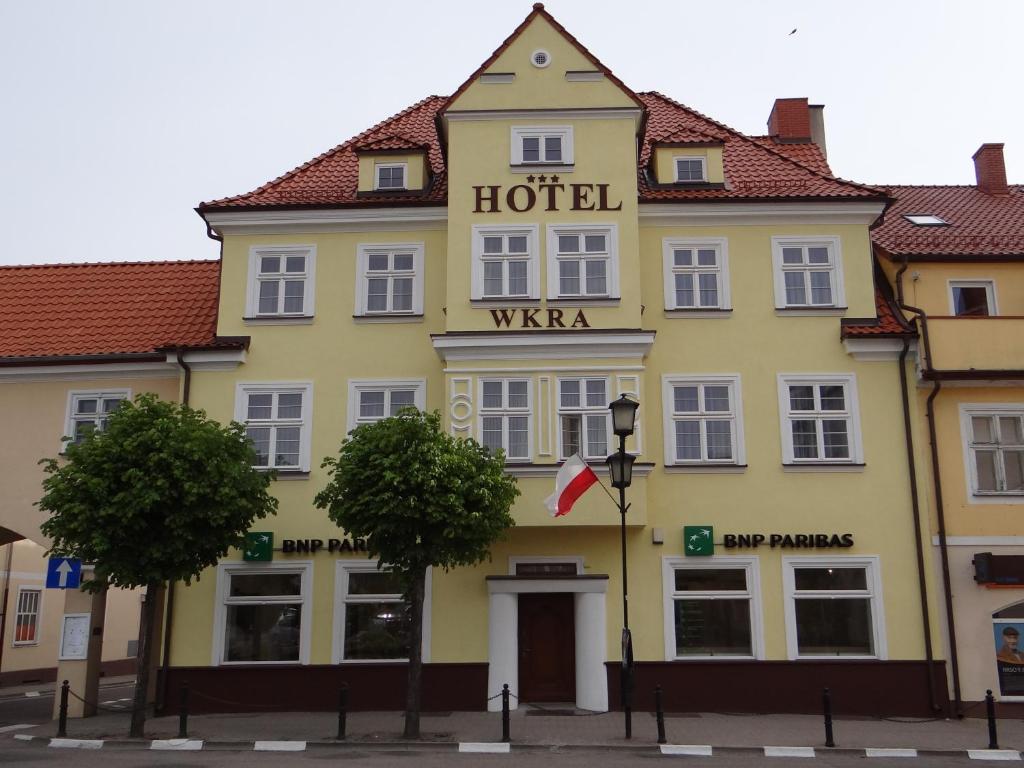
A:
152,739,204,750
459,743,511,753
968,750,1022,761
0,724,38,733
24,691,40,698
50,738,104,749
254,741,306,751
14,734,34,741
764,746,815,758
866,748,918,758
660,745,712,756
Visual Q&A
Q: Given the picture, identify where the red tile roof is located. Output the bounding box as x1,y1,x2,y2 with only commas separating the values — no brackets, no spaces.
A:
354,135,430,153
0,260,222,360
748,135,833,176
842,262,916,338
872,184,1024,258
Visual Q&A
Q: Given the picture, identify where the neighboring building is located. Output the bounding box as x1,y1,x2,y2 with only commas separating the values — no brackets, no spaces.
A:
873,145,1024,713
0,260,235,686
158,5,949,716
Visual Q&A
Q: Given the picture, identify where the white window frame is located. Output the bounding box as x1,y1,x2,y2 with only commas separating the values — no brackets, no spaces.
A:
782,555,886,660
374,162,408,191
245,245,316,319
354,243,424,316
674,155,707,183
662,375,745,466
471,225,540,301
13,586,42,646
948,280,997,317
546,223,620,300
960,404,1024,503
510,126,573,166
211,561,313,666
477,378,533,463
234,382,314,472
771,236,845,310
662,237,730,311
332,560,431,664
556,376,611,461
347,379,427,432
64,389,130,449
662,556,763,661
777,374,863,465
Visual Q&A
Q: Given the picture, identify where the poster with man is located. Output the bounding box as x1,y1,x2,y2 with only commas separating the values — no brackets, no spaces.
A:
994,623,1024,695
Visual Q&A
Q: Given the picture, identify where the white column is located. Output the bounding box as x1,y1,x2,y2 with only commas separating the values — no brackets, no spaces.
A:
575,591,608,712
487,591,518,712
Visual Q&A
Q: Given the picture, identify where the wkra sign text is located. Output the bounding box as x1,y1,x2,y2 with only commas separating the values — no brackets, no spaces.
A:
473,182,621,214
490,308,590,329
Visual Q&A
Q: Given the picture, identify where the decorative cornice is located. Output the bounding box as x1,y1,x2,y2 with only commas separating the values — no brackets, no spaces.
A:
843,338,917,362
638,201,885,226
203,207,448,235
430,330,656,362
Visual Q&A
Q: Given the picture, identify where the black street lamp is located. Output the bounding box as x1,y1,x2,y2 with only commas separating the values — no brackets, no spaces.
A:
606,394,638,739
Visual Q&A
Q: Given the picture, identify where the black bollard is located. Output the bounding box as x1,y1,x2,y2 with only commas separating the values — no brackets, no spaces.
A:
823,688,835,748
57,680,69,738
986,689,999,750
501,684,510,743
655,685,666,745
337,683,349,741
177,682,189,739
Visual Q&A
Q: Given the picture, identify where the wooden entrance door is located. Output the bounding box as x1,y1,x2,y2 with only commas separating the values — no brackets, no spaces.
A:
518,593,575,702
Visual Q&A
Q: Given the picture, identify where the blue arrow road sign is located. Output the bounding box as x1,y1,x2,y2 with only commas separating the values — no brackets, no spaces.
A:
46,557,82,589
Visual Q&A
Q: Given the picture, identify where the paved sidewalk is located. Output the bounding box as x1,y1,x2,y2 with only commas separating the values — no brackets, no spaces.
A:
0,674,136,701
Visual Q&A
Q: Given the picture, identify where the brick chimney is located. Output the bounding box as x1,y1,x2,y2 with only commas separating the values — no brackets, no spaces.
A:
768,98,811,142
973,143,1008,195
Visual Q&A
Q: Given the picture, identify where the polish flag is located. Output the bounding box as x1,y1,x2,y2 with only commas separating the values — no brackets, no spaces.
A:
544,454,599,517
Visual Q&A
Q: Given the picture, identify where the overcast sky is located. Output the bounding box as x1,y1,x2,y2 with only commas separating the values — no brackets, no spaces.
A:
1,0,1021,266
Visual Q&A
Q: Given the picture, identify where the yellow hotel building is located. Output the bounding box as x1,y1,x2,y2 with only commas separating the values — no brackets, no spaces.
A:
151,4,954,717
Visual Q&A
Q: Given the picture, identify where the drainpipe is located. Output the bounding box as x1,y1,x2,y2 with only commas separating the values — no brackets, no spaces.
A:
898,338,940,712
894,257,963,717
0,543,14,678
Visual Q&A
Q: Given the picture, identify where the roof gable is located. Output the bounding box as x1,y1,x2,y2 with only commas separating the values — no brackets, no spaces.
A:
443,4,643,114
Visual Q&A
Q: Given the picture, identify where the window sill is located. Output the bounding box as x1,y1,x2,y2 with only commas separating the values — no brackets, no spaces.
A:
337,658,409,665
665,464,747,474
509,164,574,174
791,655,880,661
470,299,539,307
243,316,314,326
547,298,620,307
782,463,865,473
664,308,732,319
352,314,424,324
775,307,848,317
257,470,311,481
669,654,758,661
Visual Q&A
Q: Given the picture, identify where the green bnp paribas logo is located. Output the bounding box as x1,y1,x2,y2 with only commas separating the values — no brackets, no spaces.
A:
684,526,714,556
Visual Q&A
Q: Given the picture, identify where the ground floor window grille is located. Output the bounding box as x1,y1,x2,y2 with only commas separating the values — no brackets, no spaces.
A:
14,587,41,644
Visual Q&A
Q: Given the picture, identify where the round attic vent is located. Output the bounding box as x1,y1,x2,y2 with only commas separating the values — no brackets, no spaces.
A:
531,49,551,68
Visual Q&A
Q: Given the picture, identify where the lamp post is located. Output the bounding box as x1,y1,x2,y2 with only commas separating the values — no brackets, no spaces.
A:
606,394,638,740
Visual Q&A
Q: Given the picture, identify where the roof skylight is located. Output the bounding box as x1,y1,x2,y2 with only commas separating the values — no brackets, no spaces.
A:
904,214,948,226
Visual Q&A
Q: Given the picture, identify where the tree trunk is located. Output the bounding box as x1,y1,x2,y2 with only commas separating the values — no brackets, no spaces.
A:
402,570,425,739
129,581,160,738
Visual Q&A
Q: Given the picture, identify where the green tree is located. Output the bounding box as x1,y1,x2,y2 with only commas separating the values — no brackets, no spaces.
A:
316,409,518,738
39,394,277,737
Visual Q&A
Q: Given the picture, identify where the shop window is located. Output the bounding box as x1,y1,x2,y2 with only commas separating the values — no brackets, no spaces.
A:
510,126,573,166
235,383,313,472
662,557,761,659
557,377,610,460
662,238,730,311
993,602,1024,697
962,406,1024,497
14,587,42,645
246,246,316,319
374,163,407,191
478,379,532,462
771,237,844,310
546,224,619,299
662,375,745,466
471,225,540,301
782,556,885,659
347,379,426,431
950,281,995,317
215,563,312,665
334,562,429,662
65,390,129,446
674,156,706,182
354,244,424,317
777,374,863,466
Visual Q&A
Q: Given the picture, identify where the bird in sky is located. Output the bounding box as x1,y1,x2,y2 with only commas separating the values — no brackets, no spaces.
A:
789,28,798,35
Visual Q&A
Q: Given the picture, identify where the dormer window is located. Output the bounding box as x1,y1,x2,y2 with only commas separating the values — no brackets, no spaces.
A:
904,214,948,226
675,156,707,182
511,126,573,167
375,163,407,191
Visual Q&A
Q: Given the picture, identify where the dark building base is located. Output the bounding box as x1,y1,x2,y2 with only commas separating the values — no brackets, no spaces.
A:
610,661,950,718
0,657,138,688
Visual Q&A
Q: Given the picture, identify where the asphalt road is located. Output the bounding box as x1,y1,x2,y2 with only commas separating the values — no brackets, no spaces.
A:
0,682,136,728
0,742,985,767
